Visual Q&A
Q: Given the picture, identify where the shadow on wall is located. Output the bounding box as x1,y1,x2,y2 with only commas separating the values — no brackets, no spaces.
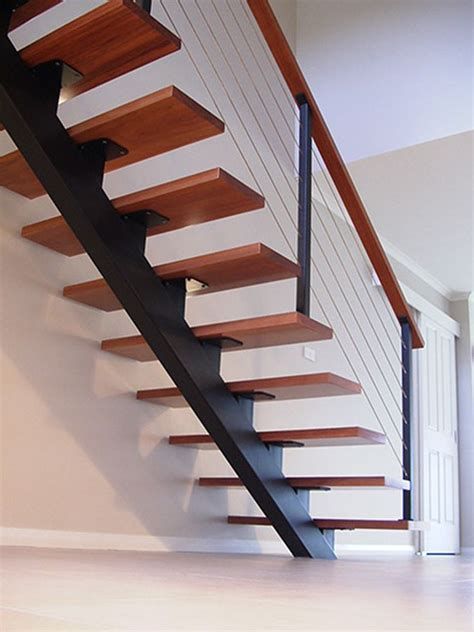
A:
0,191,255,547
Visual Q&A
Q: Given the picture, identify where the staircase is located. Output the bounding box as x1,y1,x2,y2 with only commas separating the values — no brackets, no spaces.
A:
0,0,425,559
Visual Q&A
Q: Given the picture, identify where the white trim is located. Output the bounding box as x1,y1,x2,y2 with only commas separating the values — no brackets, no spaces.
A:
380,237,454,300
450,292,472,302
0,527,285,556
336,544,415,555
399,282,461,337
311,192,465,301
0,527,415,557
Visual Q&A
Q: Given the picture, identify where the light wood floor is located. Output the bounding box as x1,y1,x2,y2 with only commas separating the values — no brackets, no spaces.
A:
0,547,472,631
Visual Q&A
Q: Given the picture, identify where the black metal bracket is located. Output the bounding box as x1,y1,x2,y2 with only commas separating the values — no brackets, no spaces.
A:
122,210,169,229
239,391,276,402
121,210,169,255
203,336,244,350
266,440,305,449
9,0,30,8
31,60,64,115
78,138,128,188
134,0,152,13
1,1,20,32
34,59,83,89
296,95,312,316
0,27,336,559
30,60,83,111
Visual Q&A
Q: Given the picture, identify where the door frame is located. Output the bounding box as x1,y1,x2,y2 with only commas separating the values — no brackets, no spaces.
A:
411,306,461,554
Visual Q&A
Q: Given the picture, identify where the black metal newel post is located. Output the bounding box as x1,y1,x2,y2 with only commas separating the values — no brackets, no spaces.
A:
400,317,413,520
135,0,152,14
296,96,312,316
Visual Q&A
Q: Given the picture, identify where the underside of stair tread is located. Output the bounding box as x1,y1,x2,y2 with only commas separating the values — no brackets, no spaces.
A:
101,312,333,361
0,86,224,199
21,169,265,256
63,244,300,312
17,0,180,102
169,426,386,449
227,516,426,531
137,372,362,408
9,0,62,31
200,476,410,490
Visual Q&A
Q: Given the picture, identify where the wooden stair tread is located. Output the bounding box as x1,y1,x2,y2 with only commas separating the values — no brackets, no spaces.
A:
228,516,426,531
101,312,333,361
63,244,300,312
169,426,386,449
9,0,62,31
21,169,265,256
0,86,224,199
137,372,361,408
18,0,180,102
200,476,410,490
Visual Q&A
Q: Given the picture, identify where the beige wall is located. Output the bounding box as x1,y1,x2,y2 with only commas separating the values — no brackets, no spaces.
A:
270,0,297,51
1,0,421,554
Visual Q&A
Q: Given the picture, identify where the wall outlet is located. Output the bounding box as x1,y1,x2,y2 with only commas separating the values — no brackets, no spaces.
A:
303,346,317,362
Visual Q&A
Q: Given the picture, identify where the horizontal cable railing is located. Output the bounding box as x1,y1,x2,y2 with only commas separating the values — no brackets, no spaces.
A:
246,0,423,351
155,0,420,498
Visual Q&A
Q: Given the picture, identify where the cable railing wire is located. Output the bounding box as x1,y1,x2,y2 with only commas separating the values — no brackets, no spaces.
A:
236,0,405,351
157,0,406,470
200,0,405,410
223,0,405,372
239,0,406,348
162,0,406,455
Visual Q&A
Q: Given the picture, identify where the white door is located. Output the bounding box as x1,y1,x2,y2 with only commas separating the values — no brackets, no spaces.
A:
416,314,460,554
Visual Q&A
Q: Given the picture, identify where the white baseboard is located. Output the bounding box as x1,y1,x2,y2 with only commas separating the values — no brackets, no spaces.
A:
336,544,415,555
0,527,287,556
1,527,415,557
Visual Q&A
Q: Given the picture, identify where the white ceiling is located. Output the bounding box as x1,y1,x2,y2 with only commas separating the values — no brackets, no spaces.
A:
296,0,472,163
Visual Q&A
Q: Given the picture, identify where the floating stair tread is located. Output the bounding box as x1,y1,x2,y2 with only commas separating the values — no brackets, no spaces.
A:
21,169,265,256
0,86,224,199
101,312,333,361
169,426,386,449
63,244,300,312
228,516,426,531
17,0,180,102
137,373,361,408
200,476,410,490
9,0,62,31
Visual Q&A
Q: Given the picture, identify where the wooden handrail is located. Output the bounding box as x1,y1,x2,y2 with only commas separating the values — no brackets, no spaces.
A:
247,0,423,349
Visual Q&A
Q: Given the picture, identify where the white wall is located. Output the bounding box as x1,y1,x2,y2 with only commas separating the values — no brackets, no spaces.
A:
0,0,438,555
450,296,474,552
296,0,473,163
270,0,297,51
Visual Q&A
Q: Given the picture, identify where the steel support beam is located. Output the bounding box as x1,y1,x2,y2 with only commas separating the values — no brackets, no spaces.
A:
0,28,335,559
